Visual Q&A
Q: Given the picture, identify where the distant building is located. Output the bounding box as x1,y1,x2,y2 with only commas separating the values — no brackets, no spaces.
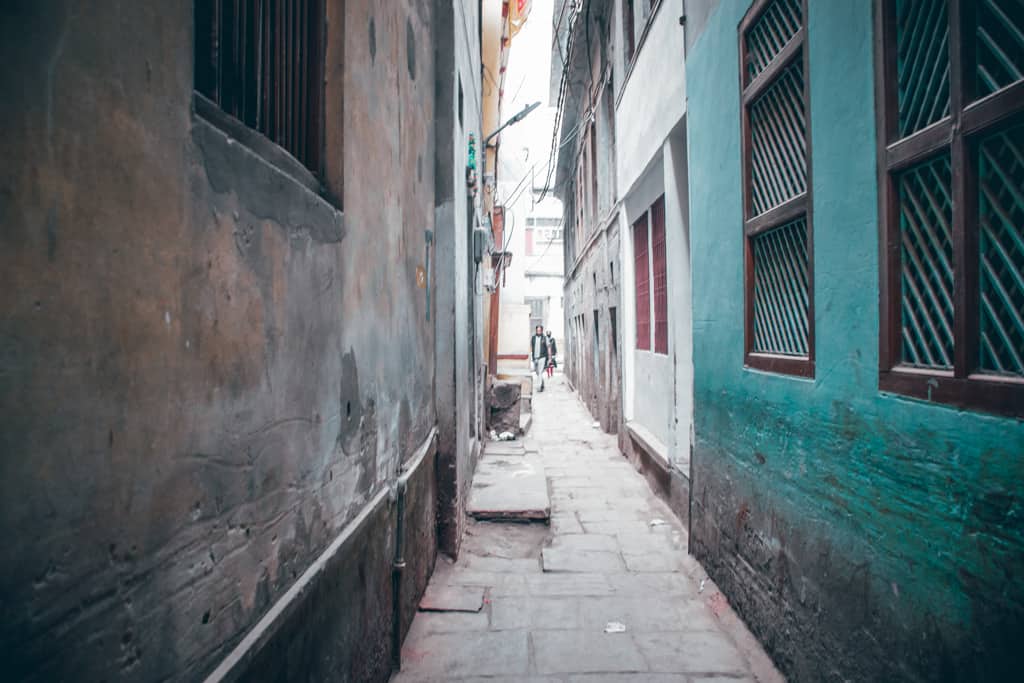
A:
497,199,566,375
493,4,565,377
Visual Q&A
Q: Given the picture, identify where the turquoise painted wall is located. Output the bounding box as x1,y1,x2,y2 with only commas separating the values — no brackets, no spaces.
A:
686,1,1024,678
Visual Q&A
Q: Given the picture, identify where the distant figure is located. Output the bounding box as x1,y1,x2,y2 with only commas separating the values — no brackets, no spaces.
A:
530,324,549,392
546,331,557,378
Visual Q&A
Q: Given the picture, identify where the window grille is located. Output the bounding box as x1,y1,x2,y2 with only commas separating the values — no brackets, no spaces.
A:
897,154,954,368
740,0,813,376
749,61,807,216
744,0,802,85
975,0,1024,98
194,0,324,174
895,0,950,137
651,196,669,354
877,0,1024,416
634,215,651,351
978,121,1024,376
751,218,809,356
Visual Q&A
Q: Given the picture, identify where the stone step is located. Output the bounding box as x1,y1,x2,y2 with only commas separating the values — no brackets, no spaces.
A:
466,452,550,522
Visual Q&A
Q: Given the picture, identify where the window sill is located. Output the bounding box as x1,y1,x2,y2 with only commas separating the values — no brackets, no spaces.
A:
745,352,814,378
635,347,670,357
879,368,1024,419
193,93,327,201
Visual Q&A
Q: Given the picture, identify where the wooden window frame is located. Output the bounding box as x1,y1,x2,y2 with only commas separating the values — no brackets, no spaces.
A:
875,0,1024,417
194,0,326,178
739,0,815,377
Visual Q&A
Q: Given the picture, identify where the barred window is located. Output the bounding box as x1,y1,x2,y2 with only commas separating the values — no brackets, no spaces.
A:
194,0,324,174
634,213,651,351
632,196,668,354
739,0,814,377
651,196,669,354
877,0,1024,416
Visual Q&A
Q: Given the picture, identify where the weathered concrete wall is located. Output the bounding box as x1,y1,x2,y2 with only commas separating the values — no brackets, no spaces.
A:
0,0,441,679
564,217,621,433
559,0,622,435
687,1,1024,680
222,442,435,683
433,0,483,559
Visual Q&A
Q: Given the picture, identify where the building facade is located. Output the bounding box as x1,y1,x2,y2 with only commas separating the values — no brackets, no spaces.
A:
0,1,492,680
555,0,624,432
556,0,692,516
433,0,488,560
553,0,1024,680
685,1,1024,679
613,0,693,517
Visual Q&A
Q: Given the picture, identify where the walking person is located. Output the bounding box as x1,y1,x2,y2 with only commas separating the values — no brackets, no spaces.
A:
546,330,557,378
530,325,549,392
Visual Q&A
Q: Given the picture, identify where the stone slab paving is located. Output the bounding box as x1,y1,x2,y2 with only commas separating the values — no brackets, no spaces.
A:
393,375,784,683
419,583,485,613
467,444,551,521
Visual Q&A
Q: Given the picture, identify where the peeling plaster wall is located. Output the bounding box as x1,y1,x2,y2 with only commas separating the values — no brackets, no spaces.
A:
564,223,622,434
0,0,439,680
686,1,1024,680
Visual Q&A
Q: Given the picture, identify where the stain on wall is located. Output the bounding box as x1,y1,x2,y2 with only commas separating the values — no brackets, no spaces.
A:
0,0,440,680
685,1,1024,680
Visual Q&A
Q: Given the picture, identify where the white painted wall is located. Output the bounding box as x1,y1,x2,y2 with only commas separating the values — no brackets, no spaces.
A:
665,123,692,469
615,2,687,198
621,154,674,450
615,0,691,468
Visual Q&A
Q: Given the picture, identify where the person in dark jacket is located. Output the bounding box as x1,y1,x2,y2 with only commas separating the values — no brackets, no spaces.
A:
546,331,557,377
530,325,549,391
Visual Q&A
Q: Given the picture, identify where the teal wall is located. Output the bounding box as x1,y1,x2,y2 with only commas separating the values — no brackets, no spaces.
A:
686,1,1024,679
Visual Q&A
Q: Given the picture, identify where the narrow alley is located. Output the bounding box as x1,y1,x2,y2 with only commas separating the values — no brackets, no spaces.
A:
394,376,780,682
3,0,1024,681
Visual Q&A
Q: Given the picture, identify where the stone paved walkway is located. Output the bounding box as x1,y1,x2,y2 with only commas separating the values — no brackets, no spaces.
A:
393,374,783,682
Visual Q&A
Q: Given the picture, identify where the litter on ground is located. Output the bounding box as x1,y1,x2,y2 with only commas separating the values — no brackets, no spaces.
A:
604,621,627,633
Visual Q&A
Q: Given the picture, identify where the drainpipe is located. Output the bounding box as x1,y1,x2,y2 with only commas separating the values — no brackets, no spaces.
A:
391,474,408,670
389,427,437,673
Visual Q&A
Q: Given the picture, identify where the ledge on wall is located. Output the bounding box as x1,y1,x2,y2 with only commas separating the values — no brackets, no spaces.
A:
625,420,690,533
626,421,668,467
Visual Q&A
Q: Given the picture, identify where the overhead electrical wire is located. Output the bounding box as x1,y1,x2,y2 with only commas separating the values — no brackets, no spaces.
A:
537,0,580,203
